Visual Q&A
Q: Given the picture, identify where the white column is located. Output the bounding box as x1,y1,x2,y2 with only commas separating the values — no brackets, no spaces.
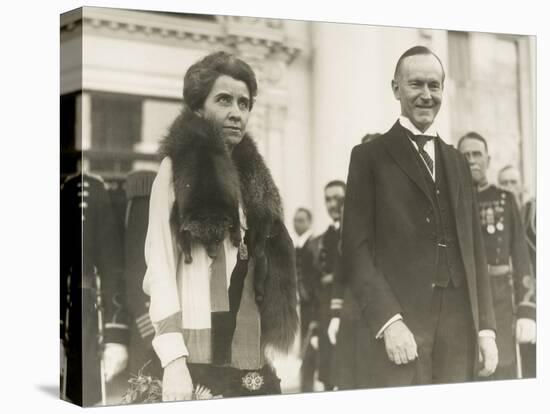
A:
77,92,92,151
310,23,423,233
265,103,287,189
77,92,92,172
518,36,536,199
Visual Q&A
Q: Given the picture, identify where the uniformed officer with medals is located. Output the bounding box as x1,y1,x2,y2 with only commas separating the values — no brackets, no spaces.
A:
458,132,536,380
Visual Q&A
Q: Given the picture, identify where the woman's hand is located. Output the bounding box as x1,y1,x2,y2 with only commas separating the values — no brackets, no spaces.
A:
162,357,193,401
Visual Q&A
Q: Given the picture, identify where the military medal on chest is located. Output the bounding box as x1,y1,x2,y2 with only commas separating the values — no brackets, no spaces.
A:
486,206,496,234
495,193,506,232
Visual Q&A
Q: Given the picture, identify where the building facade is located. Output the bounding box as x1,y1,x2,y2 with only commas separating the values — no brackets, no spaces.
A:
61,7,536,234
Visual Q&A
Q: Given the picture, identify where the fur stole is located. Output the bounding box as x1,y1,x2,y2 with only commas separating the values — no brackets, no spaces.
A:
158,110,298,353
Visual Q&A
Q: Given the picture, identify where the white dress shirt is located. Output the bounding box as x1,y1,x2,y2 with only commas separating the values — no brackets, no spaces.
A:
143,157,250,367
399,116,437,181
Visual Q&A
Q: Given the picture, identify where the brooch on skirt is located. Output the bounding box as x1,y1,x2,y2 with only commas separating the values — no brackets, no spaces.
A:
241,371,264,391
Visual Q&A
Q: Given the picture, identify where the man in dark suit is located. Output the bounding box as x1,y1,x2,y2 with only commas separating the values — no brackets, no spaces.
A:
313,181,346,390
341,46,498,387
292,207,317,392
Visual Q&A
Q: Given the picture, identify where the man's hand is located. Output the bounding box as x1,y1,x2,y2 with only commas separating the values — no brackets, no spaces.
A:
327,317,340,345
516,318,536,344
382,320,417,365
103,343,128,382
162,357,193,401
478,336,498,377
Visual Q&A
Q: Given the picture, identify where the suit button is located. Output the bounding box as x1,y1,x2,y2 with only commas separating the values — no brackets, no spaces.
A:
431,283,436,289
426,217,431,223
436,189,441,195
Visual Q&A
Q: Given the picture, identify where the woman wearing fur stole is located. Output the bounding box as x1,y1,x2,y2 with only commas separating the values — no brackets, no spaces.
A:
143,51,298,401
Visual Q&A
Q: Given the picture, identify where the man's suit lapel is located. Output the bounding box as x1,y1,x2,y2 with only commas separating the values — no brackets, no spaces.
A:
383,122,433,203
436,137,473,288
436,136,460,211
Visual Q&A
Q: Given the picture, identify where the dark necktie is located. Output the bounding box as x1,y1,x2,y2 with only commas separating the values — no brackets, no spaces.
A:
411,134,434,175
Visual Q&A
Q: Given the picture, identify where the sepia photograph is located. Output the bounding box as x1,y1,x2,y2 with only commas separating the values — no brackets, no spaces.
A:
3,0,546,413
59,4,538,408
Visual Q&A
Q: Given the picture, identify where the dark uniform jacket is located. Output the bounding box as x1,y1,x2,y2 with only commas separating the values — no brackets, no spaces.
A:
523,198,536,280
123,170,161,378
313,225,340,386
61,173,129,406
295,235,318,339
521,197,536,378
478,185,535,369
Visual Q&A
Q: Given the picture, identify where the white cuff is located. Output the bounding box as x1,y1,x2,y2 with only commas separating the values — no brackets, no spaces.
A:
478,329,496,339
375,314,402,339
152,332,189,368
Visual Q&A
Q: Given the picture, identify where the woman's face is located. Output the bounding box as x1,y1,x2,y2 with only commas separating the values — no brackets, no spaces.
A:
197,75,252,148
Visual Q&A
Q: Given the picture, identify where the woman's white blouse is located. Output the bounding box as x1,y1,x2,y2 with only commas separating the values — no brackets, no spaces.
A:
142,157,245,367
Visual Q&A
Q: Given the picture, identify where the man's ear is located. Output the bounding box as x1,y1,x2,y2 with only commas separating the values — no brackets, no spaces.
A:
391,79,400,100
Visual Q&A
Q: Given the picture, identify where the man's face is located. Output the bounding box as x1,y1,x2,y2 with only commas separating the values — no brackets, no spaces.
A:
392,54,444,132
293,210,311,236
197,75,251,149
498,167,522,200
324,185,345,221
458,138,490,185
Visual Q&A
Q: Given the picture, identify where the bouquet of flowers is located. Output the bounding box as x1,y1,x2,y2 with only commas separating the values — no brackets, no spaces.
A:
122,361,221,404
